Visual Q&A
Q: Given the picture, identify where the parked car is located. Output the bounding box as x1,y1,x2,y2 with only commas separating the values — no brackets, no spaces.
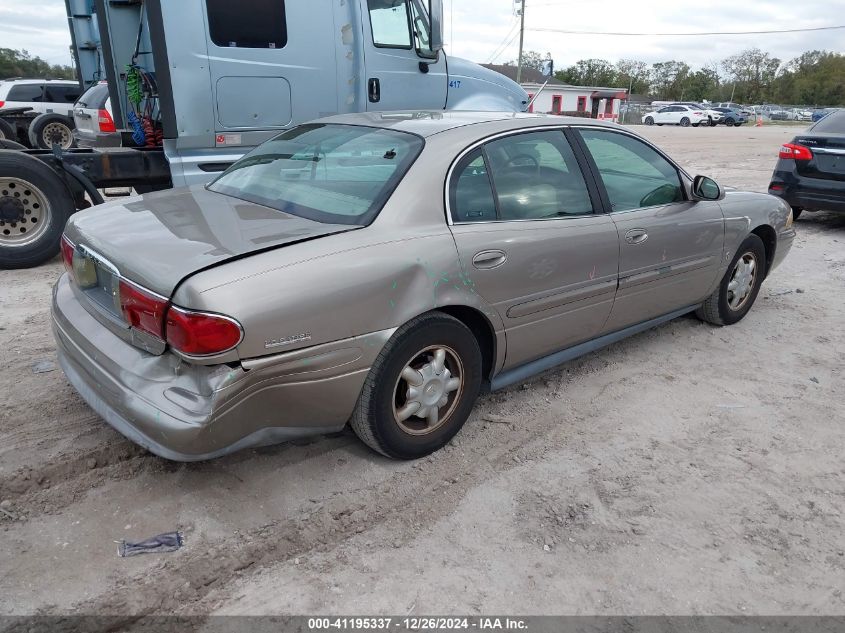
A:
673,102,724,126
642,105,709,127
812,108,838,123
52,111,795,461
0,78,80,149
72,81,119,148
712,107,748,126
716,102,753,116
769,109,845,218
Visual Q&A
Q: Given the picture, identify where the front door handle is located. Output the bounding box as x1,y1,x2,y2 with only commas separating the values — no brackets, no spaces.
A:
472,250,507,269
625,228,648,245
368,78,380,103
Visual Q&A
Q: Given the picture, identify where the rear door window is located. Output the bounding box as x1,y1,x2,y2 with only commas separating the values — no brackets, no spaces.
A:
6,84,44,102
206,0,287,49
44,84,81,103
811,110,845,133
76,83,110,109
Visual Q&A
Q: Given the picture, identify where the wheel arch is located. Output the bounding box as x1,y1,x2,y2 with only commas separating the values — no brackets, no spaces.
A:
751,224,777,276
431,304,499,385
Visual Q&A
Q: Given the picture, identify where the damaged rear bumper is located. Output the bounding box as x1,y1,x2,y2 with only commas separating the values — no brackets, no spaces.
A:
51,274,391,461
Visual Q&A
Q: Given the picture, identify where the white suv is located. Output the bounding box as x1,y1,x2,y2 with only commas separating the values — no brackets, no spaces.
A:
0,79,81,149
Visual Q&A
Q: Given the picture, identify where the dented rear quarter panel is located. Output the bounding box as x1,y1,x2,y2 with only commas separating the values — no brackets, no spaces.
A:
172,131,507,368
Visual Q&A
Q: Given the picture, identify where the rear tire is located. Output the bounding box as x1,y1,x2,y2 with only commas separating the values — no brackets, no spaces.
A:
791,206,803,220
0,138,26,150
0,118,14,141
696,234,766,326
350,312,483,459
0,151,76,269
27,114,76,150
680,117,691,127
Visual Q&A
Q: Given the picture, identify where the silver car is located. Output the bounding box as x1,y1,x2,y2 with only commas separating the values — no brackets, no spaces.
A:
52,112,796,461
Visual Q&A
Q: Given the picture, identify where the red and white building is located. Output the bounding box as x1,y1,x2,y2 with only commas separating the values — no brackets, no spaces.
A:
484,64,628,121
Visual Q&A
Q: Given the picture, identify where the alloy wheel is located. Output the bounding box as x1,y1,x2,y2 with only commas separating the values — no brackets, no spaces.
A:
392,345,464,436
727,252,758,311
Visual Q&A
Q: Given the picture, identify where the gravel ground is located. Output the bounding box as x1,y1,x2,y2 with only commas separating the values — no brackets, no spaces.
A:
1,124,843,617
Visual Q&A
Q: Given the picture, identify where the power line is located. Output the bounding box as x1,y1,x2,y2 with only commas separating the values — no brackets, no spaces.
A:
527,24,845,36
489,29,521,63
487,21,520,62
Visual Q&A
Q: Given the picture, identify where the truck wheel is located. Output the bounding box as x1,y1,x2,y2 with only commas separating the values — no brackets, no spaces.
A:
0,118,14,141
28,114,76,150
350,312,483,459
0,151,76,268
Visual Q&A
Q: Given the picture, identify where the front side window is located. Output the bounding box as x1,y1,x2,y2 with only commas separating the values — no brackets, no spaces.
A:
484,130,593,220
206,0,287,49
578,129,684,212
208,124,423,226
368,0,412,48
7,84,43,102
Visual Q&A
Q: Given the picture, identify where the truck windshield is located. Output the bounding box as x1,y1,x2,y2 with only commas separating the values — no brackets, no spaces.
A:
208,124,424,226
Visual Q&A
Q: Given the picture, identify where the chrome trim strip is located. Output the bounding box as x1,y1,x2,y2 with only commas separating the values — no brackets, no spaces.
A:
810,147,845,155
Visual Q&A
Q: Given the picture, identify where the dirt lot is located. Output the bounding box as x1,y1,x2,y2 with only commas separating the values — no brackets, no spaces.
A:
1,124,843,617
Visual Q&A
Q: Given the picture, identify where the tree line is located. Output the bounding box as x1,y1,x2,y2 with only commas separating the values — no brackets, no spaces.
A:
510,48,845,106
0,48,76,82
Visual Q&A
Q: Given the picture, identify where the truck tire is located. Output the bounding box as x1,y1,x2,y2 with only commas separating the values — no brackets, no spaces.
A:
27,113,76,150
0,118,14,141
0,151,76,268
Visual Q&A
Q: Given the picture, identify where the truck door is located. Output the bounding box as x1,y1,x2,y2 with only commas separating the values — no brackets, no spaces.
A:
201,0,340,148
361,0,447,110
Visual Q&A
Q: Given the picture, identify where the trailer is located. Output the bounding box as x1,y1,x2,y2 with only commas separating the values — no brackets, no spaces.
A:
0,0,527,269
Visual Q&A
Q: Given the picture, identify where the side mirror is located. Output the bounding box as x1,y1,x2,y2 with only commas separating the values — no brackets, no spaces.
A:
429,0,444,52
692,175,724,201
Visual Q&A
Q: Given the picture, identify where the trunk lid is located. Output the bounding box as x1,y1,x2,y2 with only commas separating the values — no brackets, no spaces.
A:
793,133,845,182
64,185,358,298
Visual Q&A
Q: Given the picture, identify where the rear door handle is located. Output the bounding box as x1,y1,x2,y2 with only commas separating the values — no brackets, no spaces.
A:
625,228,648,245
472,250,507,269
368,78,380,103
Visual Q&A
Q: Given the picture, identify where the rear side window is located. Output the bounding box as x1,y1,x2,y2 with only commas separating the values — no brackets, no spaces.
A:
206,0,287,49
6,84,43,102
76,83,110,108
208,124,423,226
44,84,80,103
811,110,845,133
579,129,684,212
450,150,497,222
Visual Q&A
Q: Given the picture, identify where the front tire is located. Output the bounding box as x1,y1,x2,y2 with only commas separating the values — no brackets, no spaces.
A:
725,117,735,126
696,234,766,326
350,312,483,459
644,116,654,126
680,117,691,127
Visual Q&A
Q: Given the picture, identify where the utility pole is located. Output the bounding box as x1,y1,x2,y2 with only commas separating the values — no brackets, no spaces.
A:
516,0,526,84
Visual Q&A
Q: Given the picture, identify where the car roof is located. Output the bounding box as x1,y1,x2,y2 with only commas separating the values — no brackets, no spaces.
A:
311,110,622,138
0,78,77,85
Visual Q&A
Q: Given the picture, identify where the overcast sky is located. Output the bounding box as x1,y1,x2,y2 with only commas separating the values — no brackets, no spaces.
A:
1,0,842,71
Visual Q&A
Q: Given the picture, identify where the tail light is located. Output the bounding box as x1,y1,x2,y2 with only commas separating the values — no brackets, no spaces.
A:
60,235,75,278
97,109,116,133
0,101,5,109
118,279,168,340
165,307,243,356
694,111,702,115
779,143,813,160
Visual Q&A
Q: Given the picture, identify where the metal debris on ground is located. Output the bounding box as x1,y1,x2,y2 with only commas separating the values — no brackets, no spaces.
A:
117,531,184,557
32,360,57,374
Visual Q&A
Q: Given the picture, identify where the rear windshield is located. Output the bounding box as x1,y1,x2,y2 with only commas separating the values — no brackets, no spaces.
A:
208,124,424,225
76,83,109,108
810,110,845,133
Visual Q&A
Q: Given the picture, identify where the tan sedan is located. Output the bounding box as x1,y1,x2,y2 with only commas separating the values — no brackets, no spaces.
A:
53,111,795,460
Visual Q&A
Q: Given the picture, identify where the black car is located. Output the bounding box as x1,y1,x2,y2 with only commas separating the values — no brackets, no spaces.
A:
769,109,845,218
